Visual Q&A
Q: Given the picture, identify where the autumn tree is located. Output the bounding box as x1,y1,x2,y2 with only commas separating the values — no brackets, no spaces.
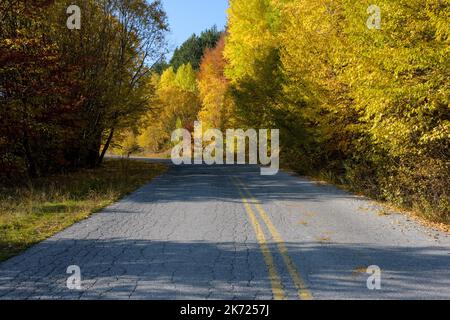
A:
0,0,168,180
135,63,201,152
0,0,81,179
198,35,235,131
223,0,449,218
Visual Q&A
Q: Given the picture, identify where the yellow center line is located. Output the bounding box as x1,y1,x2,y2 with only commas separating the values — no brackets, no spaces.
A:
231,178,286,300
233,176,313,300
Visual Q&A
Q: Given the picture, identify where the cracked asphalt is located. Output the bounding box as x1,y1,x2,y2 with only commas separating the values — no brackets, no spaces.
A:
0,162,449,300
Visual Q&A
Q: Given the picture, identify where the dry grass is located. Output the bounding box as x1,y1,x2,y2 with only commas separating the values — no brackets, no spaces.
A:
0,159,167,262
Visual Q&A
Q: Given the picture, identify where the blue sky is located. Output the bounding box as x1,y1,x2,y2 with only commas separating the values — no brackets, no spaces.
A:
161,0,229,57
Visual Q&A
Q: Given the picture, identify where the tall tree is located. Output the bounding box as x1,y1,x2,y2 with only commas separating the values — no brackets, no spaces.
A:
170,26,222,70
198,36,235,130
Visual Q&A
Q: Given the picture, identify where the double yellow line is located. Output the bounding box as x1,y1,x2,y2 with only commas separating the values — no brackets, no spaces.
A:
231,176,313,300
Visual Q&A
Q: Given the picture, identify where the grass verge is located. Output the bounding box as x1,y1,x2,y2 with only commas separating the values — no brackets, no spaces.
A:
0,159,167,262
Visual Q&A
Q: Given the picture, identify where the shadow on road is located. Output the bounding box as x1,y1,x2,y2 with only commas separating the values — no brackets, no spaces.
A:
127,164,356,205
1,162,448,300
0,238,448,299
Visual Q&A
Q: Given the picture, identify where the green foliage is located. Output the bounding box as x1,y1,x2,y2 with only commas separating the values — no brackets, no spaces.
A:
151,58,170,74
170,26,222,70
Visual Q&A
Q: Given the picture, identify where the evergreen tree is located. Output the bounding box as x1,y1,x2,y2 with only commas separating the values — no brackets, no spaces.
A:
170,26,222,70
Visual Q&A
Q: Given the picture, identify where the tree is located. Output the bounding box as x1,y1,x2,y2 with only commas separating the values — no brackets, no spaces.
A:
198,36,235,130
224,0,280,82
135,64,201,152
223,0,449,218
0,0,82,179
0,0,169,180
170,26,222,70
64,0,169,167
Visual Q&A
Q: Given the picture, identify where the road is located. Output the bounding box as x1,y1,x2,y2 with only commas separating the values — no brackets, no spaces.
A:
0,162,449,300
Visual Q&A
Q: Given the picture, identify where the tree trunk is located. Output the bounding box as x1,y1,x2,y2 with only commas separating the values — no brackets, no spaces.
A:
85,133,102,168
22,132,38,178
98,127,115,165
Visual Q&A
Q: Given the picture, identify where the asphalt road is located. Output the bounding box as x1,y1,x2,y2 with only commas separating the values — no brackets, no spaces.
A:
0,162,449,300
